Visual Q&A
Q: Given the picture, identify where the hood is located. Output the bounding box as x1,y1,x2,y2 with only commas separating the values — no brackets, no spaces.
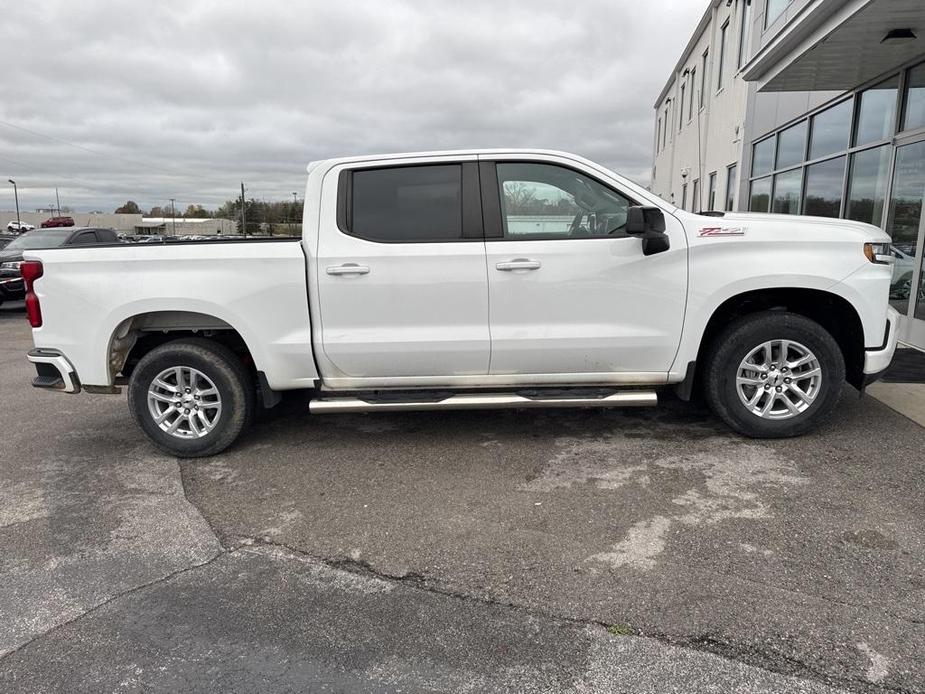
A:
681,211,890,243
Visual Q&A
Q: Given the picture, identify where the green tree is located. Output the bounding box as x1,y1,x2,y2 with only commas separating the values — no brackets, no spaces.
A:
213,197,304,235
114,201,141,214
184,204,211,218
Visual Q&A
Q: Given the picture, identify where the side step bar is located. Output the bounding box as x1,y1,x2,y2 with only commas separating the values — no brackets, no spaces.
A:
309,391,657,414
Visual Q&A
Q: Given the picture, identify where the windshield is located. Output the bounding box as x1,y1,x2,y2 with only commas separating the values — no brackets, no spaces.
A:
3,231,71,251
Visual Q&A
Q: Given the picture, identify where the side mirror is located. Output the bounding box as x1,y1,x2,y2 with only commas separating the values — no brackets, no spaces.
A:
626,206,670,256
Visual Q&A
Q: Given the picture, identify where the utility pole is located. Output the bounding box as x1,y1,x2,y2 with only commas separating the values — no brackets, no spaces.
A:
169,198,176,236
8,179,20,227
55,187,61,217
291,192,298,234
240,182,246,235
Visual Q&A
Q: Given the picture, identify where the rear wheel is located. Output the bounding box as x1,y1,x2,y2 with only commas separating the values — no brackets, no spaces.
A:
703,312,845,438
128,338,254,457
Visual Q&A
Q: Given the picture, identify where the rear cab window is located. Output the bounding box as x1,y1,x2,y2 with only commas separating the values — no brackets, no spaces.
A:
338,162,481,242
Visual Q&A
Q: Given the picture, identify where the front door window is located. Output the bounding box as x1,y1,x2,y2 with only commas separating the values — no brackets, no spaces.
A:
496,163,632,239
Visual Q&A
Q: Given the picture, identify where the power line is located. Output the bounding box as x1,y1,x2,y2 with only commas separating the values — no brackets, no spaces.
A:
0,155,227,210
0,120,304,193
0,119,206,180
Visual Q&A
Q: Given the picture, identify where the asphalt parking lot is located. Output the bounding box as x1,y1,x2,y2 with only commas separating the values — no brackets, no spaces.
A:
1,304,923,693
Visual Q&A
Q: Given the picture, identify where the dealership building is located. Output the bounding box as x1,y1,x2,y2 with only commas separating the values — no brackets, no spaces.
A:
652,0,925,350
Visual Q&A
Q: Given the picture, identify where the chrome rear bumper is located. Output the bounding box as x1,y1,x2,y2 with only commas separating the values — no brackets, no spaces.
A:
27,349,80,393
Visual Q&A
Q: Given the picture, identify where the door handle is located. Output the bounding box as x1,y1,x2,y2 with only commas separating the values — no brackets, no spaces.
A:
326,263,370,276
496,259,541,271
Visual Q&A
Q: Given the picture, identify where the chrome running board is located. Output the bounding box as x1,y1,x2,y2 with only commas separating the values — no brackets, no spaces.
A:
308,390,657,414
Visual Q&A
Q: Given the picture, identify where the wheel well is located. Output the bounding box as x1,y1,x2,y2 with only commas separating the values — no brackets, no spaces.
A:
695,288,865,391
109,311,256,383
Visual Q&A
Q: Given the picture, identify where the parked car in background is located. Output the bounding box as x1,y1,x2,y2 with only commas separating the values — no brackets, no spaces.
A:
40,216,75,228
0,227,119,305
7,221,36,232
19,149,899,457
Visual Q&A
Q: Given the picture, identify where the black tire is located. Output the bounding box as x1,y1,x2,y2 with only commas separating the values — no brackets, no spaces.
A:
703,311,845,438
128,338,255,457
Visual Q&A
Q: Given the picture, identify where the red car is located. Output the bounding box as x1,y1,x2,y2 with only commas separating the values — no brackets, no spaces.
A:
40,216,75,228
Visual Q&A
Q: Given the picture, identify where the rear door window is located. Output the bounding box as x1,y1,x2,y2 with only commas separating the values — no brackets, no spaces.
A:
348,164,463,242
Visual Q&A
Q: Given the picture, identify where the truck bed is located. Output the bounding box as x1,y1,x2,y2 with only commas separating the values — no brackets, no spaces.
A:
26,237,318,390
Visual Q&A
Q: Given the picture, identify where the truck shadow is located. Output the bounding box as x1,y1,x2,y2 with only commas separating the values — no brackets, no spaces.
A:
252,388,728,448
240,384,875,456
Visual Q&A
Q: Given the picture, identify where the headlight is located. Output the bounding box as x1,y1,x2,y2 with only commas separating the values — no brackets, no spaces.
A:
863,243,892,265
0,261,22,270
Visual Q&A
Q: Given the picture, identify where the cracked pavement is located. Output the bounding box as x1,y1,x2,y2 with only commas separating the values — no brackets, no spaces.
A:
1,307,923,692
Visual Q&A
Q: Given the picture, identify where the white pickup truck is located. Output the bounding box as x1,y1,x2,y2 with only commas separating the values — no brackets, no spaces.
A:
22,150,899,456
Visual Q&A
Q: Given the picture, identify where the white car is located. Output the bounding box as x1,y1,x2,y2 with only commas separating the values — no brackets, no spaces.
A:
20,149,899,456
7,221,35,232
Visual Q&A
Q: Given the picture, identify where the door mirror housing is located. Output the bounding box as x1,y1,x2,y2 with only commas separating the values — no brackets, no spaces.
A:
626,206,666,235
626,206,670,256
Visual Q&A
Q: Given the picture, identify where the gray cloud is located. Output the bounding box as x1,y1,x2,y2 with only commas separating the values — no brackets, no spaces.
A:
1,0,703,212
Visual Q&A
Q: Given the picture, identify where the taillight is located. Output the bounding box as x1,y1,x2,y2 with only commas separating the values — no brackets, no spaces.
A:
20,260,43,328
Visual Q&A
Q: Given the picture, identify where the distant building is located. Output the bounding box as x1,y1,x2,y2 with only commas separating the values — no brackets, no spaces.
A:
135,217,237,236
2,211,143,231
653,0,925,349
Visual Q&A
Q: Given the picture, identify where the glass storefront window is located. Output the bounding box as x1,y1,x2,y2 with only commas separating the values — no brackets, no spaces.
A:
854,76,899,146
802,156,845,218
772,170,802,214
726,164,737,211
766,0,789,27
845,145,891,227
886,142,925,316
717,21,728,90
776,122,807,170
752,137,774,176
737,0,751,69
749,176,771,212
809,99,852,160
902,62,925,133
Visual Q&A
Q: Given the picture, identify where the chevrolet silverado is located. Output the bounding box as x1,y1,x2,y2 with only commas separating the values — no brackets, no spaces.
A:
21,150,899,456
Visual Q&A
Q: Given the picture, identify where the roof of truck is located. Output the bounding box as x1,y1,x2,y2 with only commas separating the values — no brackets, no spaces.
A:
307,149,595,171
305,149,666,211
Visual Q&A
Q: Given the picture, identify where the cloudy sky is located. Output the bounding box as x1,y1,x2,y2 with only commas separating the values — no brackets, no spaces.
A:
1,0,703,213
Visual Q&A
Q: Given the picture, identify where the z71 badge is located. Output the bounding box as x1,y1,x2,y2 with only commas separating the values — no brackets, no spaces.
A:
699,226,747,237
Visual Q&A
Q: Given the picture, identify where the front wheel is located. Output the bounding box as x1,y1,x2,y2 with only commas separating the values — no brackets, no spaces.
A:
128,338,254,457
703,312,845,438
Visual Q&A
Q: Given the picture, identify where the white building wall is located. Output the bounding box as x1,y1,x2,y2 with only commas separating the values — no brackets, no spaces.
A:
652,0,751,213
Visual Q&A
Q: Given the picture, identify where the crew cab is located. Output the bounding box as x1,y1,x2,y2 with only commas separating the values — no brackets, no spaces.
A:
21,150,899,457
